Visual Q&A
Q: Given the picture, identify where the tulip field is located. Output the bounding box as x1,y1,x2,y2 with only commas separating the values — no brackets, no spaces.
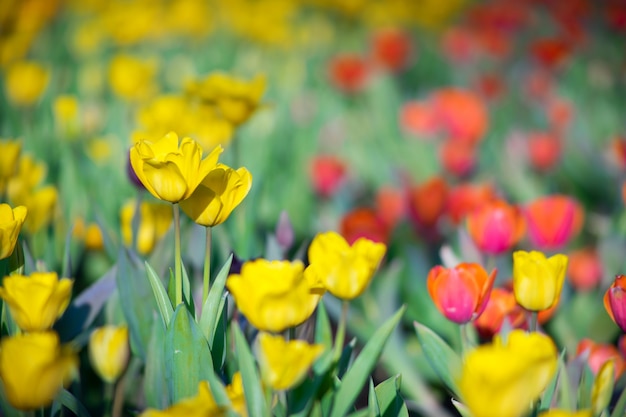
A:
2,0,626,416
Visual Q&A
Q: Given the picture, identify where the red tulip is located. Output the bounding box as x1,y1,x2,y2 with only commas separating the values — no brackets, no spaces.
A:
466,200,525,255
524,195,584,250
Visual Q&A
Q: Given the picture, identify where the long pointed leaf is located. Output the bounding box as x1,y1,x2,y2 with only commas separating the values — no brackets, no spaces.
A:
375,375,409,417
145,261,174,328
233,323,269,417
199,255,233,346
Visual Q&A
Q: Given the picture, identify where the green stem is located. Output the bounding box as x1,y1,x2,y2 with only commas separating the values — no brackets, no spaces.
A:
334,301,349,362
173,204,182,306
460,323,471,356
104,382,114,417
529,311,538,332
202,226,212,306
112,377,125,417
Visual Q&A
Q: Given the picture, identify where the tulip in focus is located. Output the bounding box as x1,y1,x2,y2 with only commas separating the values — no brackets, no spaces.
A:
0,204,27,260
258,333,324,391
0,272,73,332
139,381,224,417
0,139,21,195
328,53,370,94
427,263,496,324
307,231,386,300
577,338,625,380
513,251,568,312
339,207,389,245
130,132,223,203
226,259,322,332
466,200,525,255
459,330,558,417
474,287,526,339
524,195,583,250
567,248,603,291
121,200,173,255
4,60,49,106
0,332,79,410
180,164,252,227
604,274,626,332
309,155,347,198
88,325,130,384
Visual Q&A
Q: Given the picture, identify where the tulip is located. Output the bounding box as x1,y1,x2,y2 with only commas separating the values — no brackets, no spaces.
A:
604,275,626,332
226,259,322,332
108,54,157,102
88,325,130,383
459,330,558,417
307,231,386,300
130,132,223,203
524,195,583,250
370,27,413,72
0,332,78,410
225,372,246,417
6,154,47,206
591,359,614,415
473,287,526,339
0,272,73,332
567,248,603,291
21,185,58,234
399,100,438,138
309,155,347,198
439,139,477,178
375,185,406,229
538,411,592,417
466,200,525,255
445,182,497,226
0,204,27,260
139,381,224,417
53,95,79,139
328,53,370,94
339,207,389,245
431,88,488,145
258,333,324,391
577,339,625,380
0,139,21,194
527,132,562,172
427,263,496,324
406,176,448,230
179,164,252,227
512,251,568,312
4,60,49,106
121,200,173,255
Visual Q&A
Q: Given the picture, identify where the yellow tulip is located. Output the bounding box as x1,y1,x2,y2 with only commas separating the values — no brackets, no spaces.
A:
53,95,79,139
187,72,266,125
226,259,322,332
120,200,173,255
0,272,73,332
88,325,130,383
4,60,49,106
591,359,614,416
139,381,225,417
0,139,21,194
307,231,386,300
21,185,58,234
459,330,558,417
130,132,223,203
513,251,568,311
0,203,27,260
84,223,105,251
258,333,324,391
6,153,47,204
108,54,157,102
0,332,78,410
179,164,252,227
538,411,592,417
225,372,247,417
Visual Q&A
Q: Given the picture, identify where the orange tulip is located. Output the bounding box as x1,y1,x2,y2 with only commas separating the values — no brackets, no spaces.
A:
524,195,583,250
431,88,488,145
406,176,448,230
474,287,526,339
439,139,477,178
339,207,389,245
568,248,603,291
445,182,498,226
466,200,525,255
427,263,496,324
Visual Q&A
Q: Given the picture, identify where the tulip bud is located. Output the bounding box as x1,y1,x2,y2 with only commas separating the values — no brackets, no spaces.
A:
0,204,27,260
513,251,568,312
88,325,130,383
604,275,626,332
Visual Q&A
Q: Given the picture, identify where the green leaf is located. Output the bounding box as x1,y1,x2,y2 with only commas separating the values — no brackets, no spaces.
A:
346,411,370,417
210,294,228,372
233,323,269,417
145,261,174,328
144,317,168,409
330,306,406,417
181,260,195,317
557,350,576,411
374,375,409,417
315,301,333,351
165,304,214,404
337,338,357,380
61,226,73,279
199,255,233,346
51,389,92,417
116,247,156,359
413,320,462,397
451,399,472,417
368,378,380,417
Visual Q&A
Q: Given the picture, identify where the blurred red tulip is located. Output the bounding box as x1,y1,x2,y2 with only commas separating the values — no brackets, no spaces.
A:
406,176,448,230
328,53,370,94
375,186,406,229
371,28,413,72
431,88,489,145
439,139,477,178
339,207,389,245
446,182,498,226
577,338,625,380
399,100,438,138
530,37,572,70
546,96,574,132
475,73,505,101
568,248,603,292
474,287,526,339
466,200,525,255
527,132,562,172
524,195,584,250
309,155,347,198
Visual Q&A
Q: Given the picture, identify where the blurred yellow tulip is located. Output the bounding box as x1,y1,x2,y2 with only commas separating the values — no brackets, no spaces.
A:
513,250,568,311
139,381,225,417
591,359,614,416
225,372,247,417
307,231,386,300
0,139,21,194
130,132,223,203
4,60,49,106
0,331,78,410
538,410,592,417
0,272,73,332
88,325,130,383
0,203,27,260
258,333,324,391
459,330,558,417
180,164,252,227
108,54,157,102
120,200,172,255
21,185,58,234
227,259,322,332
53,95,79,139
